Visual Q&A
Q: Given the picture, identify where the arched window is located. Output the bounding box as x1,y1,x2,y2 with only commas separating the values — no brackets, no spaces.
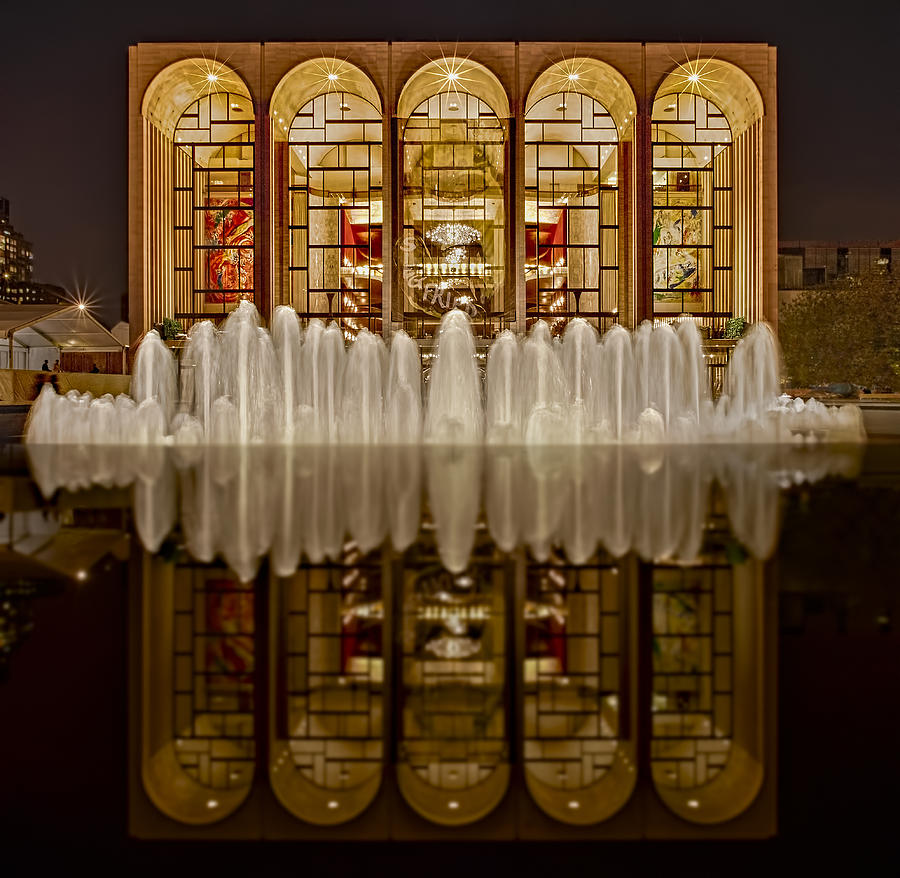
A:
525,59,636,334
651,60,765,331
650,560,764,823
523,556,637,824
140,60,256,336
397,60,510,339
141,561,257,825
272,60,383,338
269,552,384,825
651,93,731,327
173,89,256,323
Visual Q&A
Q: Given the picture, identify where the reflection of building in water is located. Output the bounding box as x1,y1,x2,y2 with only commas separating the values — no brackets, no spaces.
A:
269,547,384,825
650,561,764,825
397,548,509,826
524,552,637,825
141,559,256,824
132,545,773,838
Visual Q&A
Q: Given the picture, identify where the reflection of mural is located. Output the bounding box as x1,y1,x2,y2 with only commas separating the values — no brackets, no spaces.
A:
205,579,255,692
205,199,254,304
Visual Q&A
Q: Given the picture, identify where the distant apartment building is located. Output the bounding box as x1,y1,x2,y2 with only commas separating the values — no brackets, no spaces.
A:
778,240,898,307
0,198,34,283
0,280,70,306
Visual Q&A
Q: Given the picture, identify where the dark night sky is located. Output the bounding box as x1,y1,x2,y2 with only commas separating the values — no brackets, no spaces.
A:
1,0,898,326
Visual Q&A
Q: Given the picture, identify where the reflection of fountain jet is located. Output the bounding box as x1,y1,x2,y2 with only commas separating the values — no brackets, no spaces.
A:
426,446,482,573
386,445,422,552
519,446,568,562
484,447,523,553
26,442,865,581
342,446,387,554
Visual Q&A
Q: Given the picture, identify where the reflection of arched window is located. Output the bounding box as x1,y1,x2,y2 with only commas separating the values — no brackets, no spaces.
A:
651,61,765,330
142,561,256,824
525,59,636,335
173,91,255,323
269,550,383,825
524,555,637,824
272,60,383,339
398,60,509,339
397,550,509,826
650,560,764,823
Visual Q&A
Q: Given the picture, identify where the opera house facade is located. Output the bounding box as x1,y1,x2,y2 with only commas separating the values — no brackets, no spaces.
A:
128,41,777,346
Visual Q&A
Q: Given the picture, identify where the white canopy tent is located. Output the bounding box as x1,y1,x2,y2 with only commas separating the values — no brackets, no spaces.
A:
0,303,126,371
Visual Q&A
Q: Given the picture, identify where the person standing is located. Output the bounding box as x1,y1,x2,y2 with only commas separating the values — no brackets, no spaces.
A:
41,359,50,371
52,360,60,372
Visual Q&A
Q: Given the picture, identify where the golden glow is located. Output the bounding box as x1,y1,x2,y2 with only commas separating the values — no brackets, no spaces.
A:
668,50,724,101
426,51,477,100
541,55,596,104
304,55,353,97
185,53,240,99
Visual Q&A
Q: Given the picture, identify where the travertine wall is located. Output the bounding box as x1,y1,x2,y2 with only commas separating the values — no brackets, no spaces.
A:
129,42,776,342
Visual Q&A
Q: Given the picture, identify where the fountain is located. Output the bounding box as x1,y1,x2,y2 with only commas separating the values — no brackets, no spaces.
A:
25,302,866,446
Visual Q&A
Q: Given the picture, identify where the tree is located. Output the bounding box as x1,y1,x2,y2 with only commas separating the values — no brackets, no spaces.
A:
779,272,900,390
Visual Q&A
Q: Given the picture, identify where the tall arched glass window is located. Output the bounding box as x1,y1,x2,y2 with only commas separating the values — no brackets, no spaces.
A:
651,93,732,329
173,91,255,324
286,92,382,336
525,94,619,333
398,60,509,339
271,60,383,339
524,59,636,334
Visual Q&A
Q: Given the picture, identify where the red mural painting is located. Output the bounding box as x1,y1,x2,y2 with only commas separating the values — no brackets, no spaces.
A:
204,198,254,304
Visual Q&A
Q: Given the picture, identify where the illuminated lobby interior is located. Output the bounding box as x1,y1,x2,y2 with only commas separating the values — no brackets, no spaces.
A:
129,41,777,346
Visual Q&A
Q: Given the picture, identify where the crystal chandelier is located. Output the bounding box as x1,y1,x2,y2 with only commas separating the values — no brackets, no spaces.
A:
426,222,480,249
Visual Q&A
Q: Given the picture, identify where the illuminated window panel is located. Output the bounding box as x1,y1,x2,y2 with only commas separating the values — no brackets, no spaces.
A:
399,90,508,339
287,91,383,338
173,92,255,326
651,93,732,332
525,92,620,335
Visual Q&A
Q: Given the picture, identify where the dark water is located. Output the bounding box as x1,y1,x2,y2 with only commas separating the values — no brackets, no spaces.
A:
1,440,897,868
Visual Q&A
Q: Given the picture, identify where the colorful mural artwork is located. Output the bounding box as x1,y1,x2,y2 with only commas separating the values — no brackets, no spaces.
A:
653,207,703,309
205,199,254,304
205,580,255,699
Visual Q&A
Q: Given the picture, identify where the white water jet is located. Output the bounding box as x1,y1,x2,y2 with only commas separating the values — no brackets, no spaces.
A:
24,299,865,446
272,306,303,442
519,321,567,445
485,330,520,444
132,329,177,429
341,329,386,444
385,330,423,444
424,309,483,444
560,318,598,442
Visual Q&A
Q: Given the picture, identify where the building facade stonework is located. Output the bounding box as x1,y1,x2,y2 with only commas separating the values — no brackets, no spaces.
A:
128,42,777,346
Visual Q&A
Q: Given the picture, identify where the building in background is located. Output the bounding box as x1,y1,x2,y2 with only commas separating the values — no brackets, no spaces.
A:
778,240,899,309
129,42,777,346
0,198,34,285
0,280,70,306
